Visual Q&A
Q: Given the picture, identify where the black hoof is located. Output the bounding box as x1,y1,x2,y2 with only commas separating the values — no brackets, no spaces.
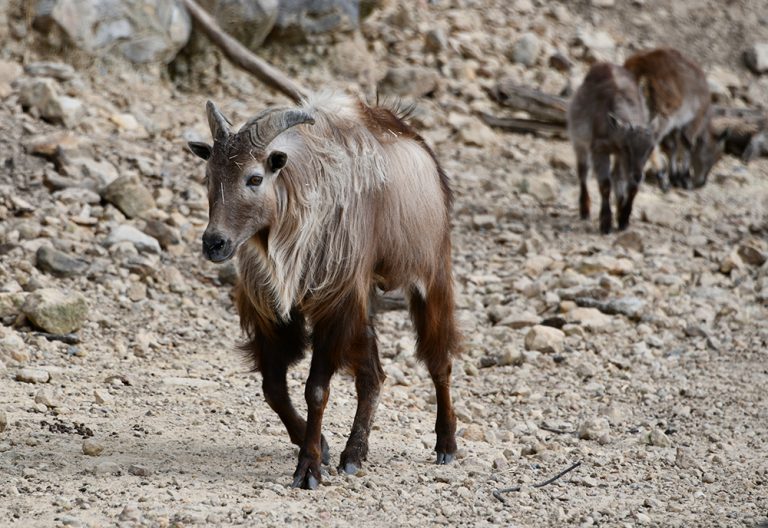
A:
291,457,322,490
435,452,455,465
291,473,320,490
339,462,359,475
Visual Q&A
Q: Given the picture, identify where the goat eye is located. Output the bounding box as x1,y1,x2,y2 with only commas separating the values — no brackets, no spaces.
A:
247,174,263,187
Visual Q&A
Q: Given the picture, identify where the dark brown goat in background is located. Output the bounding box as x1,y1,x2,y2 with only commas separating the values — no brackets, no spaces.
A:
624,48,729,190
568,63,655,234
188,91,460,489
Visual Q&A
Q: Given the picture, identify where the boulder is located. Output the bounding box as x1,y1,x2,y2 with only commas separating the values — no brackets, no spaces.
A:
16,77,84,128
508,32,541,66
378,66,440,98
196,0,278,50
744,43,768,74
524,325,565,354
271,0,379,42
105,225,161,254
22,288,89,334
103,175,156,218
33,0,191,64
578,417,610,443
36,246,90,278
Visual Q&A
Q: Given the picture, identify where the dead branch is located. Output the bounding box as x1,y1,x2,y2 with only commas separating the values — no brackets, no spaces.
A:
487,79,568,124
480,112,567,137
181,0,309,103
493,461,582,504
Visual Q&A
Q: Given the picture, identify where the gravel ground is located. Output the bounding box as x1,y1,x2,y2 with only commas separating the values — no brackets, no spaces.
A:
1,1,767,527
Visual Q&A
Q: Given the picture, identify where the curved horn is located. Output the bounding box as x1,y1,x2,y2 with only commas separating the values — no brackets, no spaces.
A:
245,109,315,149
206,100,232,141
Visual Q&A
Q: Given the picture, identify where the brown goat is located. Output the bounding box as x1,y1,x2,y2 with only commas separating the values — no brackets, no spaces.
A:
568,62,655,234
624,48,729,189
187,91,460,489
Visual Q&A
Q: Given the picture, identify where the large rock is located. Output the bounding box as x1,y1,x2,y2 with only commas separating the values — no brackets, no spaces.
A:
567,307,612,331
271,0,379,42
103,175,156,218
0,60,23,98
16,77,84,128
0,293,27,318
507,32,541,66
744,43,768,74
196,0,278,50
524,325,565,354
22,288,89,334
33,0,191,64
36,246,89,278
0,329,27,364
105,225,161,254
578,417,610,443
575,28,615,61
378,66,440,98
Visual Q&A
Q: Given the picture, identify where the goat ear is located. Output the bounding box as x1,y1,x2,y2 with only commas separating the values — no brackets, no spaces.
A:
188,141,212,161
268,151,287,171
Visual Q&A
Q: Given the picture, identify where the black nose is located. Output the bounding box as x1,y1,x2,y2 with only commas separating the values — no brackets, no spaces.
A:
202,231,232,262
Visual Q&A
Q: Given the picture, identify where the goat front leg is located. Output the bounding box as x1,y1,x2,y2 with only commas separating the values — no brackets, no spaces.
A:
575,147,590,219
593,152,613,234
246,309,331,466
292,359,333,489
292,315,349,490
339,324,383,475
617,173,641,231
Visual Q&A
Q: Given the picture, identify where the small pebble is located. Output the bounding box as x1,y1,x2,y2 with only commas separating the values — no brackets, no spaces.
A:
82,439,104,456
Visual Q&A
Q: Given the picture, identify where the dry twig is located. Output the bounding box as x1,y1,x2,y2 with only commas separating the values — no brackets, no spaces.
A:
181,0,309,103
539,424,575,435
493,461,582,504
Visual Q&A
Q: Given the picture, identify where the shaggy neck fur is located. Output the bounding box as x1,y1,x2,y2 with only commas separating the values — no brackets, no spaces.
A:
236,92,392,322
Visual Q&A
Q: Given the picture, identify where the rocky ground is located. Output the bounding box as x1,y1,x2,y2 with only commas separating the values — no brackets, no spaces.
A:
1,1,767,527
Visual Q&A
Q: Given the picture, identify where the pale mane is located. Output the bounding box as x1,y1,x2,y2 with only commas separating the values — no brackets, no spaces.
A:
237,91,397,321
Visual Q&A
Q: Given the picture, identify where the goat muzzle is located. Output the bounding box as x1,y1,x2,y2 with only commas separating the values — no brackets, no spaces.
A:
202,230,233,263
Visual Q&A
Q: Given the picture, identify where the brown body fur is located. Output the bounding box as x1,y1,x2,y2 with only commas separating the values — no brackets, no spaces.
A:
568,63,655,234
623,48,723,188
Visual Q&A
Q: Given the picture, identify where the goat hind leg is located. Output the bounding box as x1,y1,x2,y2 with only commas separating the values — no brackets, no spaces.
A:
409,273,459,465
576,149,590,219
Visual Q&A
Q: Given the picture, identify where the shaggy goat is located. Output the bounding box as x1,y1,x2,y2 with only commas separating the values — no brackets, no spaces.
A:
624,48,729,189
188,91,460,489
568,62,655,234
